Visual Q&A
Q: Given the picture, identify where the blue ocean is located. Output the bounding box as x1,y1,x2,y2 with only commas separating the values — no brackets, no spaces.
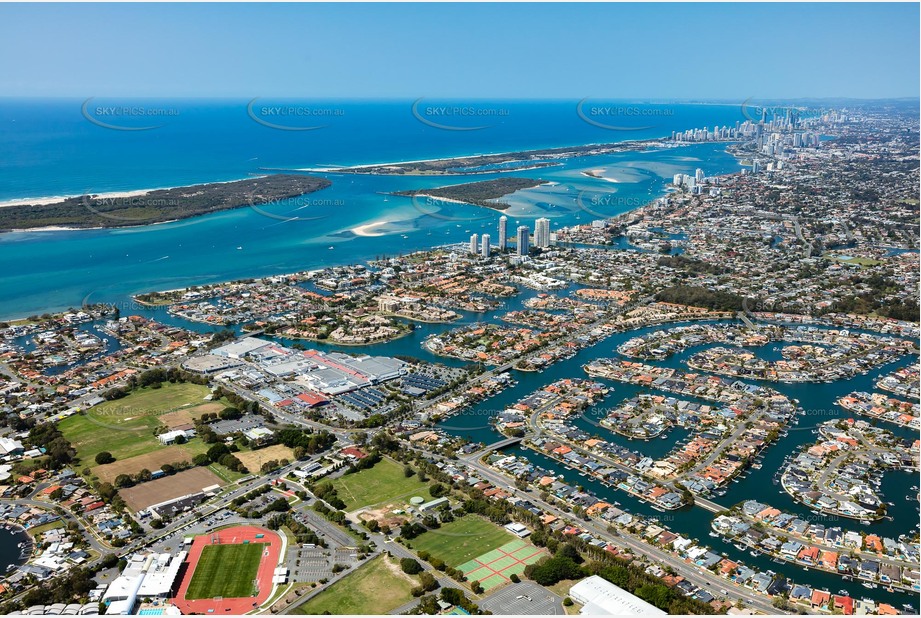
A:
0,99,748,318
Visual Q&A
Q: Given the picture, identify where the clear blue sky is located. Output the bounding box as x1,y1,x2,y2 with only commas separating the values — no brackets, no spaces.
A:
1,2,917,99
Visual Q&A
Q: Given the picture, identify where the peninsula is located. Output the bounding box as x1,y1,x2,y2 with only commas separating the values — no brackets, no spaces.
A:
301,139,662,175
0,174,331,231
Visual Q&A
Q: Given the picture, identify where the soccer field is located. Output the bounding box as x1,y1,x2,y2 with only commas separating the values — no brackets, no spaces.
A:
59,382,213,462
330,457,429,510
408,515,514,567
185,542,266,600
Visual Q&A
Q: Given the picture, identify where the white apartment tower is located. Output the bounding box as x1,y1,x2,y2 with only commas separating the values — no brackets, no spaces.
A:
516,225,530,256
535,217,551,248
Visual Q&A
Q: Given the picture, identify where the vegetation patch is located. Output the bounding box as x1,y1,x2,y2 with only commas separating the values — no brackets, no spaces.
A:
394,177,544,210
291,555,417,615
234,444,295,474
0,174,331,230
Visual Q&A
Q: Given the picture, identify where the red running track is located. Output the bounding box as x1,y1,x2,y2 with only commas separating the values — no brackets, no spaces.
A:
171,525,282,615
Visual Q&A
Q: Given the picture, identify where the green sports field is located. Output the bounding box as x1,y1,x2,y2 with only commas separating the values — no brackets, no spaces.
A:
185,542,265,599
329,457,430,510
407,515,514,567
59,382,213,462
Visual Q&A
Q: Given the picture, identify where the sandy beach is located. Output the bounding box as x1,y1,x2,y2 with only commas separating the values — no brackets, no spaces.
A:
0,189,155,209
298,137,668,173
0,176,265,209
351,220,391,237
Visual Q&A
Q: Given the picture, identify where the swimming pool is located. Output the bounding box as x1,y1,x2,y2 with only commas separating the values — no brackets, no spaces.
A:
137,609,165,616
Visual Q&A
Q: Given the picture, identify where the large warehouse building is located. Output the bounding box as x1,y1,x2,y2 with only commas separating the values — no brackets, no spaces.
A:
569,575,667,615
102,552,186,615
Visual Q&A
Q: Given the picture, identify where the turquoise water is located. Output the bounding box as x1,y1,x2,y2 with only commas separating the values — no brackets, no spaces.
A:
0,99,748,319
0,142,741,319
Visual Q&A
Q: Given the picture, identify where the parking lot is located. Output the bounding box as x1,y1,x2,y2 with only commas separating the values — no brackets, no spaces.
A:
285,544,361,584
295,508,357,548
287,546,336,583
479,582,563,615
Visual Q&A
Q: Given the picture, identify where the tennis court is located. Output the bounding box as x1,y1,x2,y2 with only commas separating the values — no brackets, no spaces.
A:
457,539,547,592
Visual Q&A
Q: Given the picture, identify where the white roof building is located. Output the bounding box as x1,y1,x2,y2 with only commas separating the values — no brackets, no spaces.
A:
504,522,531,538
0,437,24,456
156,429,195,445
102,551,186,613
569,575,667,616
211,337,272,359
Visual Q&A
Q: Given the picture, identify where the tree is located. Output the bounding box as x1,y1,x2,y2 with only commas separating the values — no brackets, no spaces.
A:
95,451,115,465
97,482,117,502
557,542,583,564
403,465,416,478
441,588,465,607
562,597,573,607
192,453,210,466
219,453,240,470
419,571,438,592
219,407,242,420
526,555,584,586
470,580,483,594
400,557,423,575
207,443,230,462
114,474,133,488
634,584,671,610
260,460,280,474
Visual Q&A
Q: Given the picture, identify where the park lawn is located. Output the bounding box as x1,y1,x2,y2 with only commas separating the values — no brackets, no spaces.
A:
59,382,214,463
829,255,883,267
26,520,65,536
407,515,514,568
292,556,416,615
329,457,429,510
185,542,265,599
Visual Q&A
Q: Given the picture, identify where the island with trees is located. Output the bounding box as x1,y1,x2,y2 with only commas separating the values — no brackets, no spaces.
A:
394,177,545,211
0,174,331,231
